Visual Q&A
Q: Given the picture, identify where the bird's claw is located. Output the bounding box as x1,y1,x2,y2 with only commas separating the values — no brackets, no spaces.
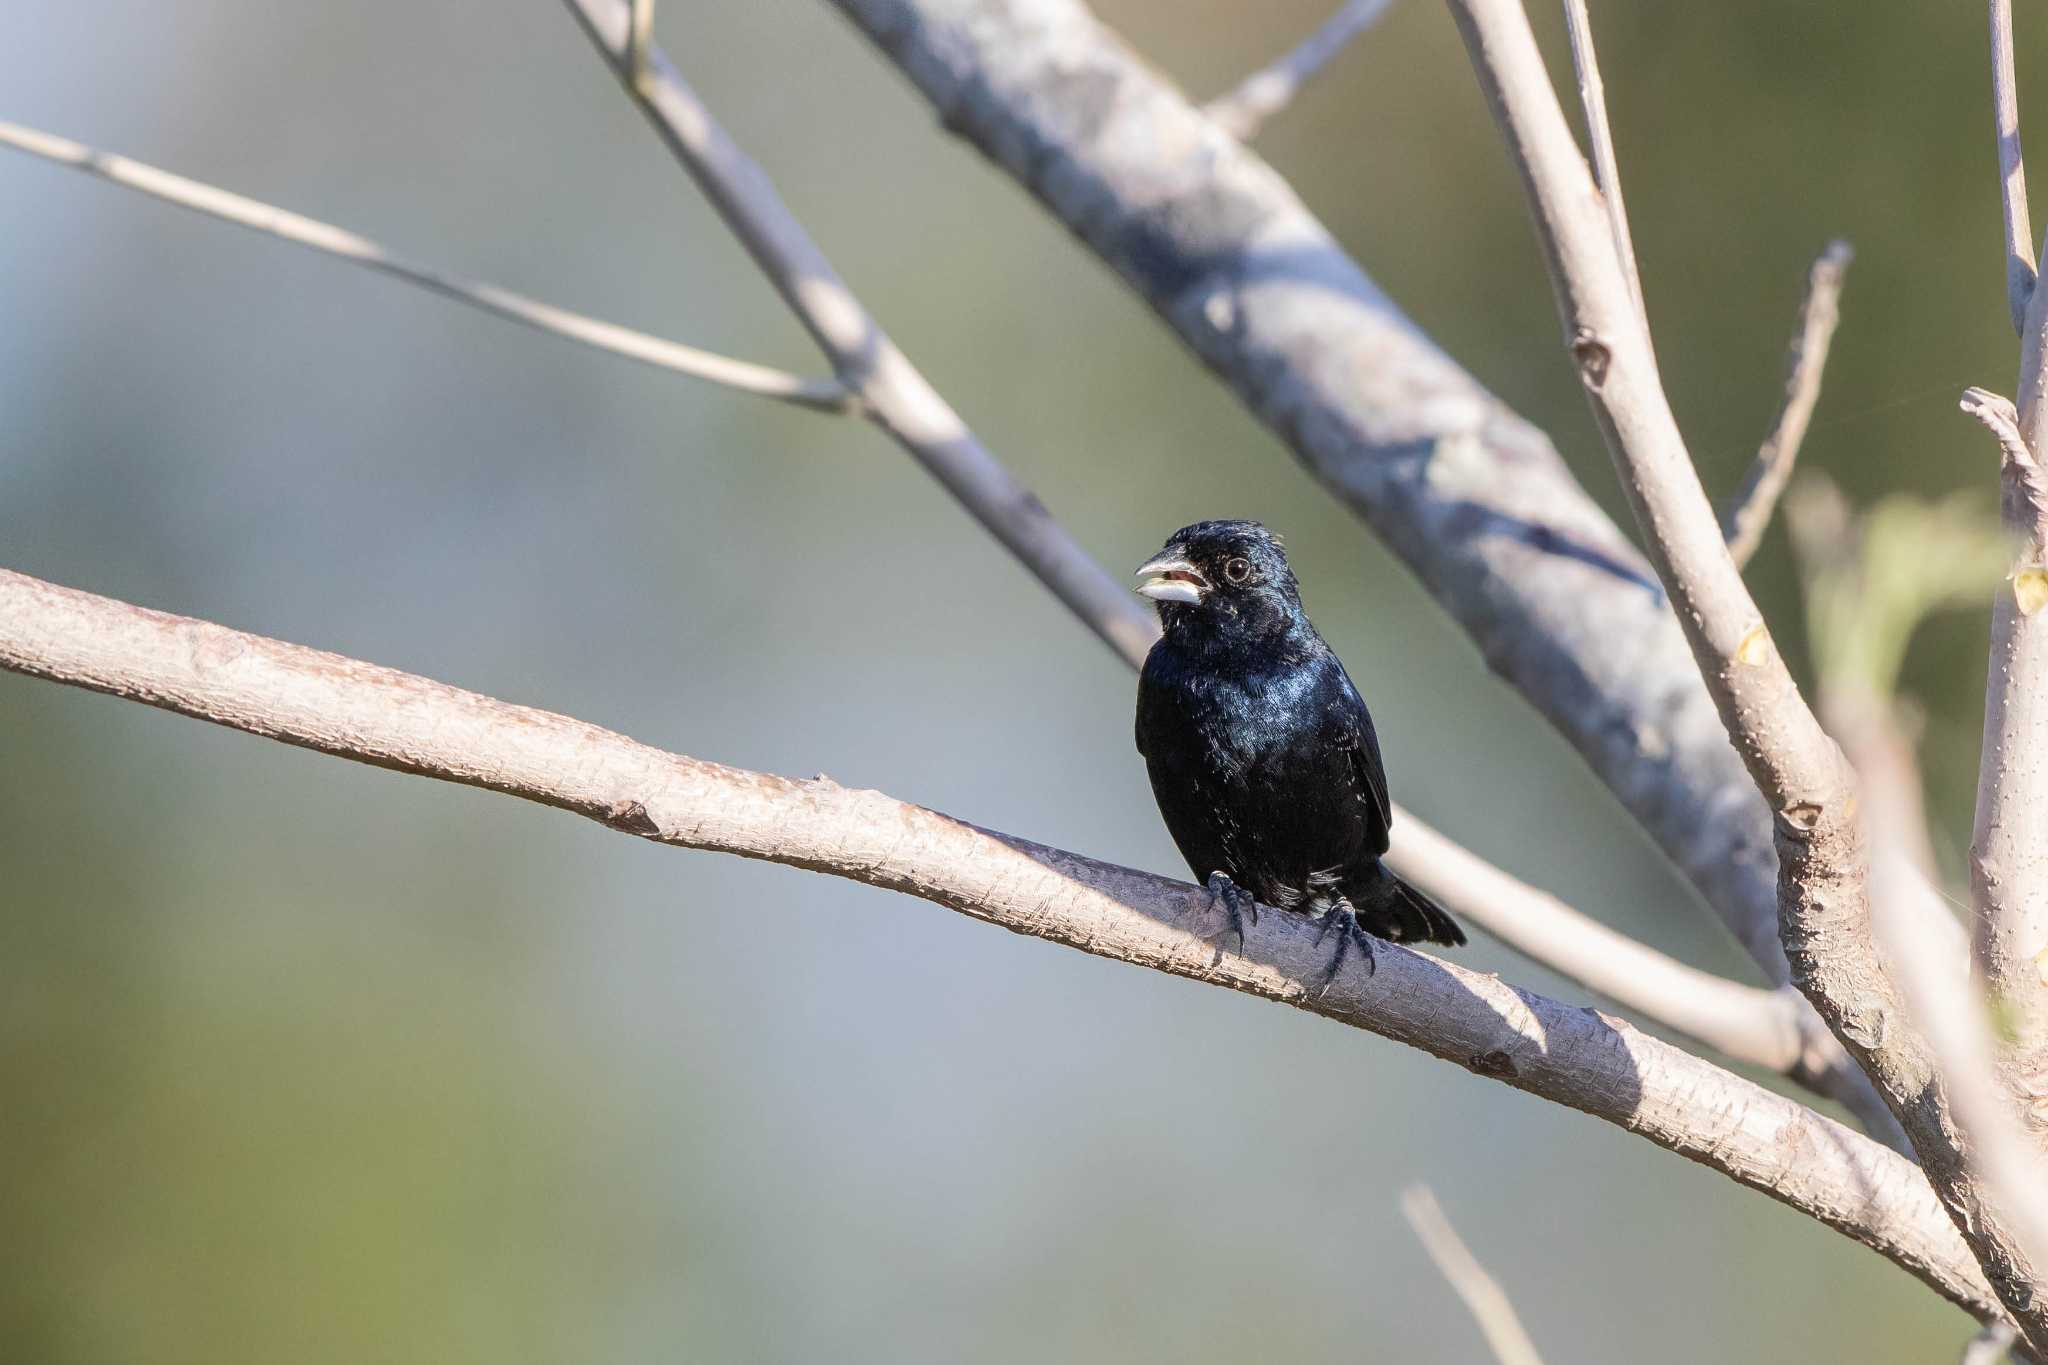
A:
1313,899,1377,995
1201,871,1257,967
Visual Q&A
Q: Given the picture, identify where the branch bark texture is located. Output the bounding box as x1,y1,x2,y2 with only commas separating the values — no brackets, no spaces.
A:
0,566,2003,1323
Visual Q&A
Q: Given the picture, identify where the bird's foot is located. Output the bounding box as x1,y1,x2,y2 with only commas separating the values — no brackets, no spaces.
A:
1200,871,1258,967
1313,899,1377,993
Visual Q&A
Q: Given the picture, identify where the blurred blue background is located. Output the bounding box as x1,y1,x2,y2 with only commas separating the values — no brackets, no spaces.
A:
0,2,2020,1360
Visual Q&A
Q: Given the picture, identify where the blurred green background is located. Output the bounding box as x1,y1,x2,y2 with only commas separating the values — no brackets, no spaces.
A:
0,2,2023,1360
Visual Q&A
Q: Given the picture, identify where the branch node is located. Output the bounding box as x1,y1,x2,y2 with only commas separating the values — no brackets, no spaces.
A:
1568,328,1612,388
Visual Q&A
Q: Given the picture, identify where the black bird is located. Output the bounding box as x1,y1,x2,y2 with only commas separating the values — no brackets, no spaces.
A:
1133,520,1463,978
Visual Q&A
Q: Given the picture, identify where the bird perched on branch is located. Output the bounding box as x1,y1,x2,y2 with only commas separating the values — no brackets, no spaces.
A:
1133,520,1463,981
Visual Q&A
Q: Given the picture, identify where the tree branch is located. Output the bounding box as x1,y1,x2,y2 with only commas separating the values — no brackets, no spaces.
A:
1202,0,1395,143
1992,0,2035,336
1559,0,1645,330
1399,1186,1546,1365
0,122,853,414
1389,812,1904,1146
1722,241,1854,569
0,27,1864,1126
0,565,2004,1324
823,0,1797,1002
1447,0,2048,1342
558,0,1158,668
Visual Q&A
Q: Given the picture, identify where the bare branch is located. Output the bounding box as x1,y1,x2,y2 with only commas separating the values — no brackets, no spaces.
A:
1993,0,2035,335
0,565,2006,1324
0,36,1862,1126
1723,242,1855,568
0,122,853,414
828,0,1802,999
1972,0,2048,1305
1446,0,2048,1340
1203,0,1395,142
1559,0,1645,328
559,0,1158,667
1390,813,1904,1147
1399,1187,1546,1365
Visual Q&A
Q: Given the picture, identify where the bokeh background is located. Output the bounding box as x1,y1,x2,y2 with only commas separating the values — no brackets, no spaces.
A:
0,2,2026,1360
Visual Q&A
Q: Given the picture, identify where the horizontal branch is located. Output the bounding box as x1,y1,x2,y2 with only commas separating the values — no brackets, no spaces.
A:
0,565,2001,1320
1202,0,1394,142
0,122,851,413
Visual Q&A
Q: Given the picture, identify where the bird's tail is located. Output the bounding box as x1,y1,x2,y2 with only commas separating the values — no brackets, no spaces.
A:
1361,864,1466,947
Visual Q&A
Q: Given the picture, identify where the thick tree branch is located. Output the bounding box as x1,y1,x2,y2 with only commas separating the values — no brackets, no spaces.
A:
558,0,1159,668
1722,242,1854,569
822,0,1796,1000
1448,0,2048,1341
1202,0,1394,143
1390,812,1903,1145
1400,1186,1546,1365
0,566,2004,1323
1966,0,2048,1322
0,122,853,414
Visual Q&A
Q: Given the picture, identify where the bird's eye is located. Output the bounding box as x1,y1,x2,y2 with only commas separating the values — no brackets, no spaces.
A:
1223,556,1253,585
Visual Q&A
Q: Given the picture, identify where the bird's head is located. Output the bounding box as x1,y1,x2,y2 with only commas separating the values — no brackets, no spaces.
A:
1135,519,1305,645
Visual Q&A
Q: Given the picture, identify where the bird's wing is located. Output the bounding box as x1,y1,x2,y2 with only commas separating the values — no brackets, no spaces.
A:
1330,665,1393,844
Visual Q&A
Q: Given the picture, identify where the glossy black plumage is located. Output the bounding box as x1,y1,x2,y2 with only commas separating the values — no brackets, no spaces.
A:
1133,520,1464,962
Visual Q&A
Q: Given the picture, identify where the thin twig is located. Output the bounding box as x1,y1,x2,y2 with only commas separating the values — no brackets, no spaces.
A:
1993,0,2035,335
1400,1187,1546,1365
627,0,656,93
0,564,2008,1326
560,0,1160,667
0,122,852,414
1202,0,1395,142
1560,0,1646,329
1722,241,1854,567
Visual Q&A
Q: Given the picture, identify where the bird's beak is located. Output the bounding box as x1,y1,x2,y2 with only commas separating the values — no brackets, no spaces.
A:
1134,551,1209,604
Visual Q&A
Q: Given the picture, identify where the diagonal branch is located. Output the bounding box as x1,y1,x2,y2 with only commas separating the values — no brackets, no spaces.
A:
1203,0,1395,142
1389,813,1893,1141
558,0,1159,667
0,122,852,414
1722,241,1854,569
1400,1186,1546,1365
0,565,2004,1325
